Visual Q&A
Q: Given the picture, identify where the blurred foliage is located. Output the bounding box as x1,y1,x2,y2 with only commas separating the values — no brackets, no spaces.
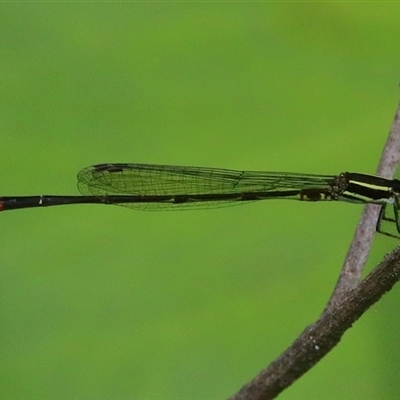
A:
1,3,400,399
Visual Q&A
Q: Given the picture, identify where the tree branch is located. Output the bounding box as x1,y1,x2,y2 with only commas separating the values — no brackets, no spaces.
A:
228,99,400,400
230,246,400,400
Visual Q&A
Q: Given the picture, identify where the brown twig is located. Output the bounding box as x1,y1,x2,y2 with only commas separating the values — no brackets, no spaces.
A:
230,246,400,400
228,100,400,400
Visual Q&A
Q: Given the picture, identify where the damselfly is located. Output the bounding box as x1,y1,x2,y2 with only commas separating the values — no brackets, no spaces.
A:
1,163,399,237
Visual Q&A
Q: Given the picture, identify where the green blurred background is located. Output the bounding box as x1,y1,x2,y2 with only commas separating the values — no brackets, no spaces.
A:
1,3,400,399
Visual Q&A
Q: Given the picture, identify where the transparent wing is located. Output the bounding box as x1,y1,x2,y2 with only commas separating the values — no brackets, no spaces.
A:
77,163,336,210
